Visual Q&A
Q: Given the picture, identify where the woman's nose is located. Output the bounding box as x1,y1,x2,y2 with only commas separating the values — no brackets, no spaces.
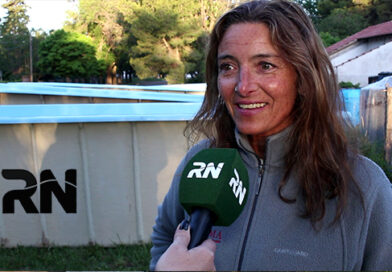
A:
235,68,257,97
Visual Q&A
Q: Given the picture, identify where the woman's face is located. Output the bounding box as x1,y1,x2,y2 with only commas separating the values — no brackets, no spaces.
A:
217,23,297,140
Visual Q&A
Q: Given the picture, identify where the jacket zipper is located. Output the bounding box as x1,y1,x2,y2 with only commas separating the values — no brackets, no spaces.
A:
237,158,265,270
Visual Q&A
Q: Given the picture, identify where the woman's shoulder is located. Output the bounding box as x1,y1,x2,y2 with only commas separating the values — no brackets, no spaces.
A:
173,139,212,176
351,154,392,200
349,155,392,270
184,139,212,159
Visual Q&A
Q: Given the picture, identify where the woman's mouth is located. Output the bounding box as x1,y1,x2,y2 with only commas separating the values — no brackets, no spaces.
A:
238,103,267,109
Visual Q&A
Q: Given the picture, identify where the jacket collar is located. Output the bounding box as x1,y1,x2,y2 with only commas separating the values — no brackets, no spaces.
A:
235,126,292,169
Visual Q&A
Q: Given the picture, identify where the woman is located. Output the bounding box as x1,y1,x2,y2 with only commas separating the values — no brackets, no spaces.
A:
150,0,392,270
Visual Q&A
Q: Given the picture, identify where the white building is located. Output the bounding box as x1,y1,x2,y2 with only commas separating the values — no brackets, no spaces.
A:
327,21,392,87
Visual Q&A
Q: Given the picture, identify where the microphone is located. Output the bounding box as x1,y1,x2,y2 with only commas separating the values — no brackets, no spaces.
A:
179,148,249,249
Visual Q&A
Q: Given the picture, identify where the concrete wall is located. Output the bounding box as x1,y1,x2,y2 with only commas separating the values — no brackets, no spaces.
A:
0,121,189,247
334,41,392,87
330,42,368,67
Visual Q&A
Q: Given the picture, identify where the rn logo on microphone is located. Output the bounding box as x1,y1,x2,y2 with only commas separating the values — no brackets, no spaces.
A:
187,162,225,179
186,160,247,205
1,169,77,214
229,169,246,205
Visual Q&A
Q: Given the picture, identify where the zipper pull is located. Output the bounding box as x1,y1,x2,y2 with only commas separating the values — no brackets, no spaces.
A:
256,159,264,195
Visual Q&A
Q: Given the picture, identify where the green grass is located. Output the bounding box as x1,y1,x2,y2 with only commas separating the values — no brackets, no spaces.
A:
0,243,152,270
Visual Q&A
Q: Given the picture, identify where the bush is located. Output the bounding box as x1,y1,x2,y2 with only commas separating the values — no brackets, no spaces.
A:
359,140,392,182
346,126,392,182
339,81,360,89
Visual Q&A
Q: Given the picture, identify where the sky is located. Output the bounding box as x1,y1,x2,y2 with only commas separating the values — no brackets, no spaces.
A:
0,0,78,32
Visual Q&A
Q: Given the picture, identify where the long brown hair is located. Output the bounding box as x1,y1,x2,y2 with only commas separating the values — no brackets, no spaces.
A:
185,0,359,224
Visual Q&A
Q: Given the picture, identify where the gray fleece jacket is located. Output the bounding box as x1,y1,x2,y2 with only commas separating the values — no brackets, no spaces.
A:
150,127,392,270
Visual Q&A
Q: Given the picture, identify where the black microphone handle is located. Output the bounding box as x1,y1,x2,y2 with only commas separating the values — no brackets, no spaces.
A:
188,208,214,249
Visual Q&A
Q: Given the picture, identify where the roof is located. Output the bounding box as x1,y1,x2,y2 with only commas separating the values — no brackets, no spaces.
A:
326,20,392,54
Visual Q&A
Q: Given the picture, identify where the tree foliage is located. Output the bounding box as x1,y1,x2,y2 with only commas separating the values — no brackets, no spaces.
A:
317,8,368,39
294,0,392,47
64,0,137,83
130,2,197,83
0,0,29,35
186,0,229,83
58,0,392,83
129,0,227,83
0,0,30,80
319,31,341,47
37,29,105,81
294,0,320,23
3,0,391,83
365,0,392,25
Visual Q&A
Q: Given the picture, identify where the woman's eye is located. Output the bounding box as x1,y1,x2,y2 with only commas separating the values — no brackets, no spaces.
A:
260,62,274,71
219,63,234,72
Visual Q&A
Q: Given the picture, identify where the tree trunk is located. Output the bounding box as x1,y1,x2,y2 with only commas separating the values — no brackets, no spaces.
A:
162,38,181,62
201,0,206,30
106,62,117,85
